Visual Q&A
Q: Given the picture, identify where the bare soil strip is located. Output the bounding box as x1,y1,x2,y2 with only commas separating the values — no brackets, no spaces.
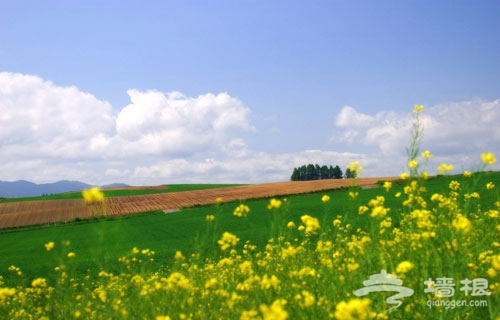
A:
0,177,398,229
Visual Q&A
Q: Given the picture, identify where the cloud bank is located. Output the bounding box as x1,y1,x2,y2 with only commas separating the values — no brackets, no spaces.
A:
1,72,498,185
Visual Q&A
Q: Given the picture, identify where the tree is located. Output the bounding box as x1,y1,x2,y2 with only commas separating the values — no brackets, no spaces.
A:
332,165,343,179
320,165,329,180
345,168,357,179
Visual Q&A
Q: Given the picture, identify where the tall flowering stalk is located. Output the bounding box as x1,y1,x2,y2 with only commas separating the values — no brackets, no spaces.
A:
407,105,424,178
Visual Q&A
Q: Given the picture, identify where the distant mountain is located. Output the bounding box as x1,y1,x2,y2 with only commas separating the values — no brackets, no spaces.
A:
0,180,129,198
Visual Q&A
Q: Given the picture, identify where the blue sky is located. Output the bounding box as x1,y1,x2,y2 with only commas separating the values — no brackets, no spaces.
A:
1,1,499,185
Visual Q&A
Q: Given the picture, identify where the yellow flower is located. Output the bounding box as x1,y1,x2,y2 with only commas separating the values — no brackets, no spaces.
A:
82,187,104,204
396,261,414,274
156,316,171,320
216,197,223,203
259,299,288,320
44,241,55,252
400,172,409,180
371,206,389,218
267,198,282,210
452,214,472,233
321,195,330,203
234,204,250,217
347,161,363,175
409,160,418,168
174,251,185,260
382,181,392,192
481,152,497,165
449,180,460,191
421,171,429,180
421,150,433,159
463,170,472,177
67,252,76,258
487,268,498,279
206,214,215,221
334,298,374,320
287,221,296,229
358,206,369,215
492,255,500,271
413,104,424,113
349,191,359,199
379,218,392,230
300,215,320,234
333,219,342,227
31,277,47,288
218,232,240,251
487,182,495,190
437,163,454,174
0,287,16,300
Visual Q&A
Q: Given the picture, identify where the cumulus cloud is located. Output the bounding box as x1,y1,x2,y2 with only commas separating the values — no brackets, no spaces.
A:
0,72,115,160
332,101,500,174
110,89,255,157
1,72,498,185
0,72,255,183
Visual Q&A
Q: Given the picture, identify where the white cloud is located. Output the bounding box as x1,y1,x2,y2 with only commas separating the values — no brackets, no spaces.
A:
0,72,255,184
1,72,498,185
0,72,115,160
331,101,500,175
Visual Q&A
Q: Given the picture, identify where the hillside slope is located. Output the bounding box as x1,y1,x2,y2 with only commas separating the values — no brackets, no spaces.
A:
0,177,397,229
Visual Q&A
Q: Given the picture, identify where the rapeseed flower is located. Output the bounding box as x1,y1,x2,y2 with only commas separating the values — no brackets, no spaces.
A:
31,278,47,288
409,160,418,169
464,170,472,177
487,182,495,190
82,187,104,204
300,215,320,234
358,206,369,215
437,163,454,174
206,214,215,221
383,181,392,192
334,298,374,320
449,180,460,191
218,232,240,251
452,214,472,233
267,198,282,210
396,261,414,274
421,150,433,159
348,161,363,174
259,299,288,320
44,241,55,252
234,204,250,217
321,195,330,203
67,252,76,258
481,152,497,165
413,104,424,113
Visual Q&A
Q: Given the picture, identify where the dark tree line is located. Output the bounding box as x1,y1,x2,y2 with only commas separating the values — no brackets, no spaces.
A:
291,164,346,181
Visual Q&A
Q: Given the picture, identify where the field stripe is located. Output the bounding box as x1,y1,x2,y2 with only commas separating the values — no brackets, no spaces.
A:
0,177,398,229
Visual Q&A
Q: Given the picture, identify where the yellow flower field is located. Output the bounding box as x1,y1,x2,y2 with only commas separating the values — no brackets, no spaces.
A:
0,108,498,319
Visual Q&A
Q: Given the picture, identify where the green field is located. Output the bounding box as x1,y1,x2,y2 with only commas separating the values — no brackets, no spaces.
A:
1,172,498,281
0,171,499,319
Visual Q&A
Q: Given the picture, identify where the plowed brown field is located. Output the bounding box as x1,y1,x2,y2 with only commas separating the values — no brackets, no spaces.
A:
0,177,398,229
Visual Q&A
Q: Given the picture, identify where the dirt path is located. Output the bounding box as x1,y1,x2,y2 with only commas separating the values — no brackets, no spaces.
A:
0,177,398,229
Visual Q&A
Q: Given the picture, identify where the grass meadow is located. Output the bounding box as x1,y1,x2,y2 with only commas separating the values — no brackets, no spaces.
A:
0,107,499,319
